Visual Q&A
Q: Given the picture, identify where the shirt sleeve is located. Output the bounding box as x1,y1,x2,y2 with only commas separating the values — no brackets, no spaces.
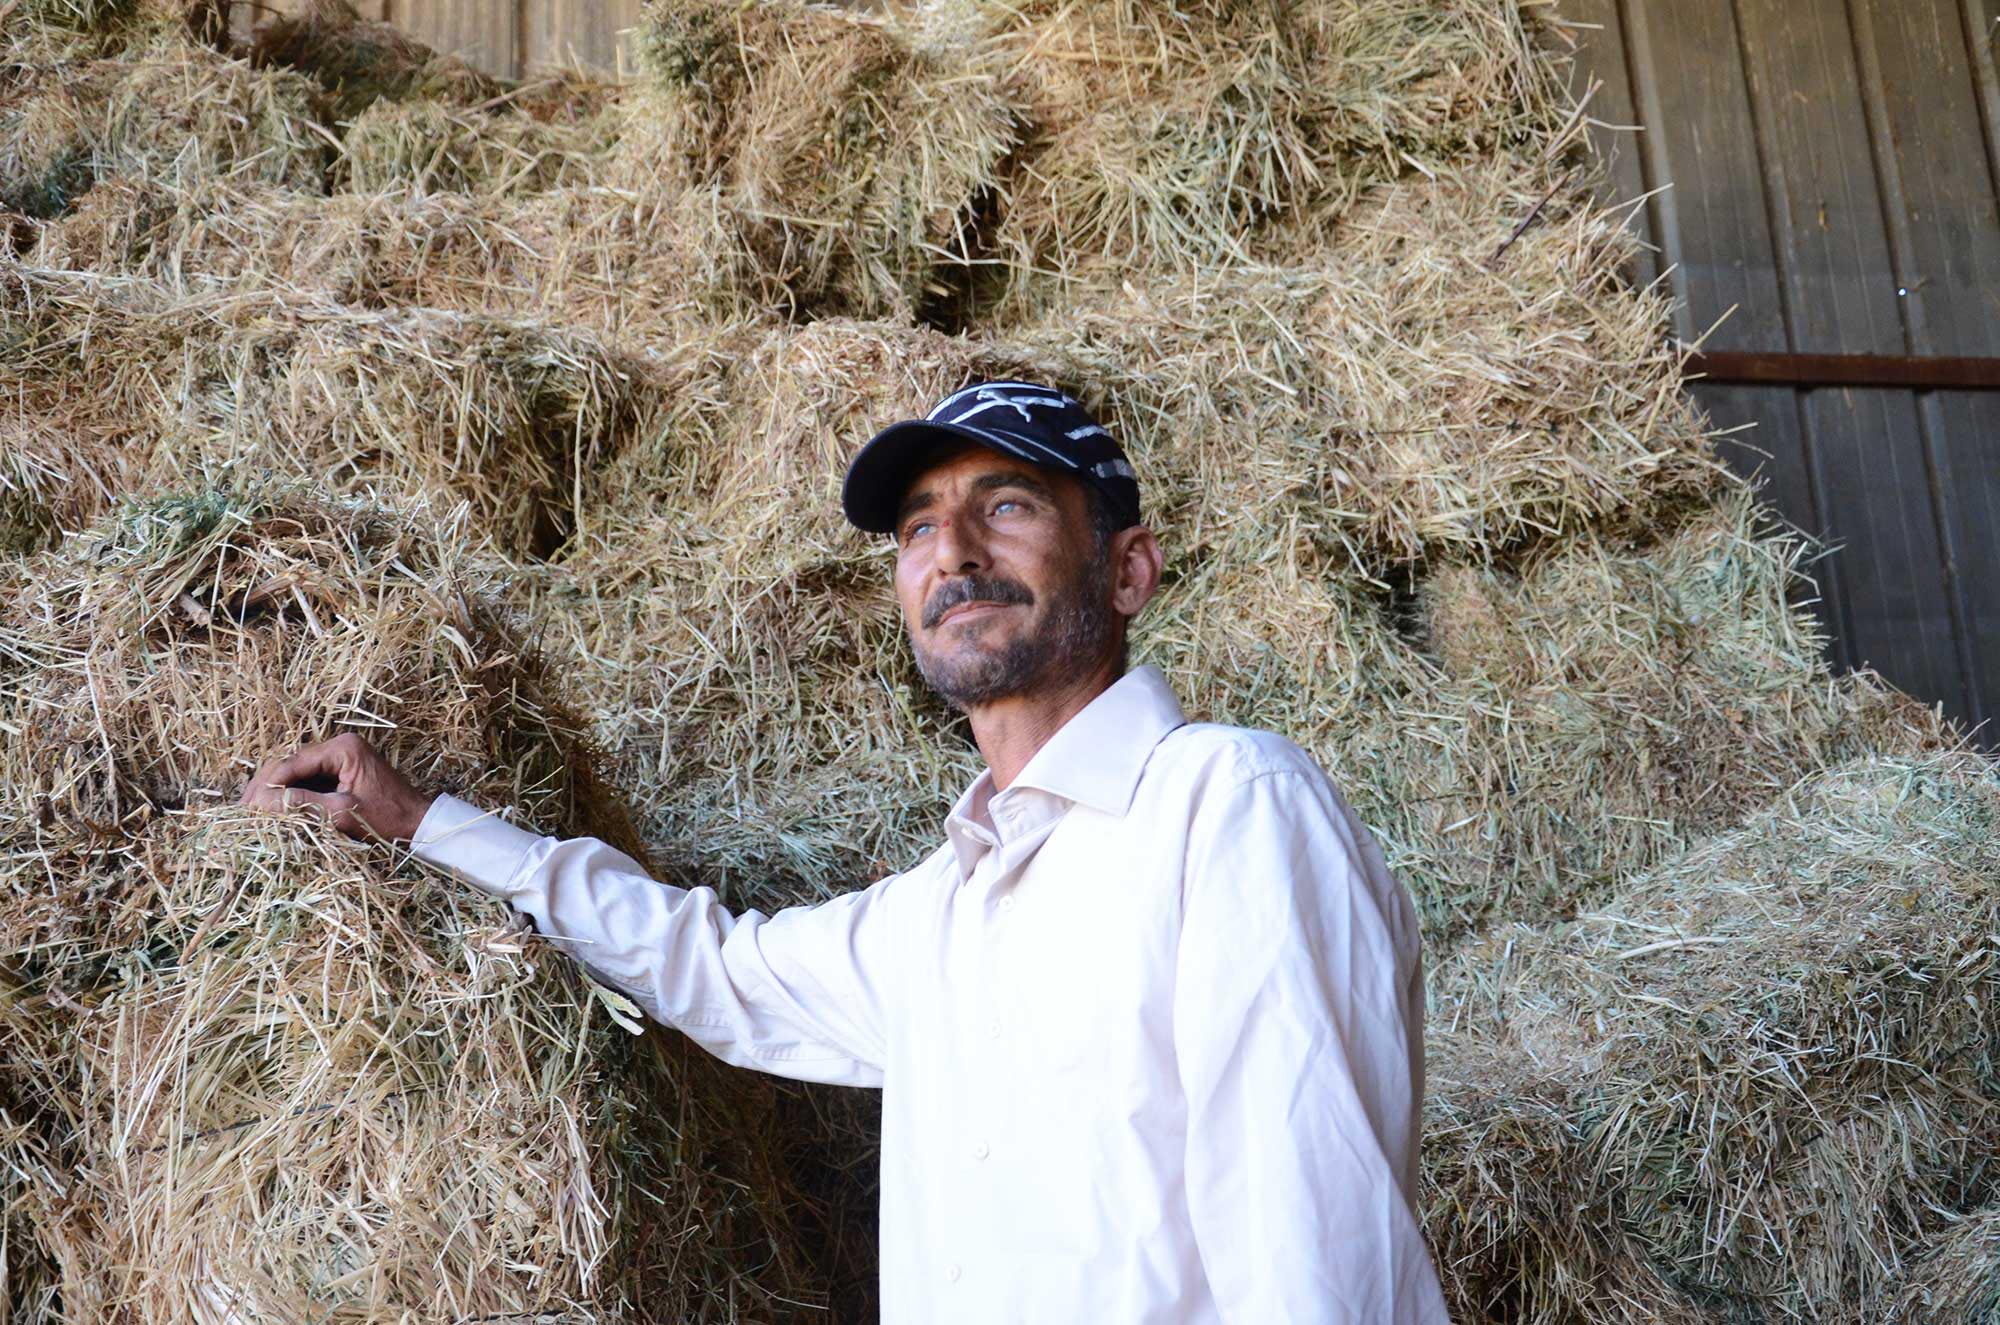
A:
410,794,895,1088
1173,766,1449,1323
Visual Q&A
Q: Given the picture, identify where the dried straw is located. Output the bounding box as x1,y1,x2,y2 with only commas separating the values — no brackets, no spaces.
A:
0,485,836,1320
1010,155,1721,573
31,176,716,345
1425,751,2000,1322
620,0,1017,320
337,93,618,199
981,0,1565,305
0,266,636,559
248,0,507,122
0,36,324,220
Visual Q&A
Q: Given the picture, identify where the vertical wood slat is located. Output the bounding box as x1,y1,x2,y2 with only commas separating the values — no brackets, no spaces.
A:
1734,0,1974,730
1966,0,2000,203
522,0,646,76
230,0,389,48
1860,0,2000,741
1612,0,1844,663
385,0,518,78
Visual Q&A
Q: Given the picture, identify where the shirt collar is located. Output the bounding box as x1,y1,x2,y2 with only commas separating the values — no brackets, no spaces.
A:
943,665,1187,876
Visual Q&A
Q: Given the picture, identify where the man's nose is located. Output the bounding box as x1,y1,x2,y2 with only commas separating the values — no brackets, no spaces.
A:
929,512,989,574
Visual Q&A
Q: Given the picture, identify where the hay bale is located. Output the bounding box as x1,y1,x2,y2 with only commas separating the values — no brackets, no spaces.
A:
337,94,617,197
620,0,1017,319
1423,751,2000,1322
1,266,636,559
1349,486,1949,936
32,176,715,344
0,39,324,219
0,486,835,1320
1013,157,1724,573
986,0,1562,294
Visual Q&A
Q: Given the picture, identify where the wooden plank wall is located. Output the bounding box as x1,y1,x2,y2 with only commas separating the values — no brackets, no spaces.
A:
1566,0,2000,749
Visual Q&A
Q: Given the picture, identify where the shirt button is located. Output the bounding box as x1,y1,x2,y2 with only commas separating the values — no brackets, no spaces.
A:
972,1141,990,1160
947,1264,962,1283
998,895,1016,913
987,1018,1002,1039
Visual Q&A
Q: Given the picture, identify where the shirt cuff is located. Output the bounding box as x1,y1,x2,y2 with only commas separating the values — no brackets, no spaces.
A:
409,793,544,898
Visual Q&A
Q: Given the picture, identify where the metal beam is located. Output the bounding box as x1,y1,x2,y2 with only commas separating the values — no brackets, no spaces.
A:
1684,350,2000,390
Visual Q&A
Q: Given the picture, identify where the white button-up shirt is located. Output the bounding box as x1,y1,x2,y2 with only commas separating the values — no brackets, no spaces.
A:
413,665,1449,1323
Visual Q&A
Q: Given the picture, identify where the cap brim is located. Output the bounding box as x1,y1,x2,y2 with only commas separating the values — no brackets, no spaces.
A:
841,420,1048,534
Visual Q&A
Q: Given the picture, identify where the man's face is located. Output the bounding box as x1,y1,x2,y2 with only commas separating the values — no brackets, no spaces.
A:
891,445,1116,711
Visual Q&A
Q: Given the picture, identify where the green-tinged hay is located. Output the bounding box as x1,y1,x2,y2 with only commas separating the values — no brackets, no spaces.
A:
1350,486,1950,937
0,486,834,1321
1,266,635,559
1882,1206,2000,1323
338,94,617,197
249,0,506,121
7,0,136,32
1423,751,2000,1323
1012,157,1724,574
0,38,325,220
31,176,716,345
622,0,1016,319
985,0,1563,288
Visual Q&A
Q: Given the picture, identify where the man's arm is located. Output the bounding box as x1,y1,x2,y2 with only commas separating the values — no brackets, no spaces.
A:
241,736,897,1087
1173,760,1448,1323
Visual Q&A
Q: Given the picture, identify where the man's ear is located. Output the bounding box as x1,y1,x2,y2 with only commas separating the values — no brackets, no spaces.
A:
1109,526,1163,618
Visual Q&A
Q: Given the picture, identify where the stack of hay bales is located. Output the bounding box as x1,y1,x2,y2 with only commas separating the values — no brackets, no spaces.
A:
0,265,637,560
0,487,831,1319
0,13,323,220
1,0,1993,1319
1426,751,2000,1321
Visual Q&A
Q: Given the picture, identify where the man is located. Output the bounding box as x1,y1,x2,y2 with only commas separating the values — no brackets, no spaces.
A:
243,380,1450,1323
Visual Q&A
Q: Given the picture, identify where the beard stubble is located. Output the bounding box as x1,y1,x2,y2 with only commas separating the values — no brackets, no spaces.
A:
913,557,1116,711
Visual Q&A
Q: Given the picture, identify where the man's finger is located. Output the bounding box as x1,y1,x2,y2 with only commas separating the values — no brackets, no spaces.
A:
239,759,276,804
241,779,294,812
260,740,346,792
249,740,363,803
244,782,327,813
315,791,362,836
270,786,355,824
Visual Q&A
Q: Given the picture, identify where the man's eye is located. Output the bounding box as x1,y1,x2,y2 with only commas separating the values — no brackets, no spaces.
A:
992,499,1024,516
901,520,934,543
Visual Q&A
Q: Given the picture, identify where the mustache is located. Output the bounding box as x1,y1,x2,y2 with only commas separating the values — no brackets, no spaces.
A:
922,575,1034,630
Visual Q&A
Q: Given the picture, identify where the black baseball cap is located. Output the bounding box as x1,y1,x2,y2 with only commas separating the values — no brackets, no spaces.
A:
841,380,1141,535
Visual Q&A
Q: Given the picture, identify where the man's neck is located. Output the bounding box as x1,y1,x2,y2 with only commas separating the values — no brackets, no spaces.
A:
968,655,1123,791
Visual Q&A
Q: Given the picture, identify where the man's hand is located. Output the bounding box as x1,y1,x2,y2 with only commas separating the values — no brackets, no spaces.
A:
239,733,433,844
